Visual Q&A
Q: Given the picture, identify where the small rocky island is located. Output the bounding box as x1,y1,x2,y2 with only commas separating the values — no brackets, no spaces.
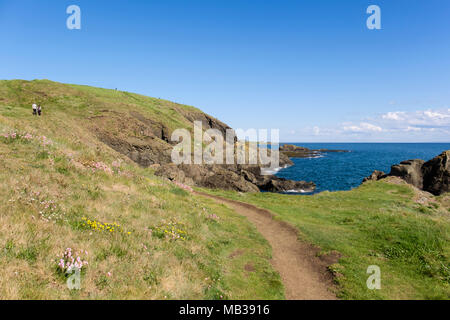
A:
280,144,349,158
363,150,450,195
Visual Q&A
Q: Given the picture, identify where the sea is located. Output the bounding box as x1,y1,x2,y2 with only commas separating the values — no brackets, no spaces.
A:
275,143,450,194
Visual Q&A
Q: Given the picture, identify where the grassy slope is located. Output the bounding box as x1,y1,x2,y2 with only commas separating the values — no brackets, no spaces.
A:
205,181,450,300
1,79,448,300
0,80,283,299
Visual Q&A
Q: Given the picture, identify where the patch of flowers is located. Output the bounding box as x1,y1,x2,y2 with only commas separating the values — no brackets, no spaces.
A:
1,132,16,139
68,157,133,177
57,248,88,274
0,131,53,147
23,133,33,140
40,135,53,146
1,131,30,143
9,189,65,222
81,217,131,235
88,161,113,175
39,199,65,222
111,159,123,172
173,181,194,193
150,219,187,241
207,213,220,222
111,159,132,176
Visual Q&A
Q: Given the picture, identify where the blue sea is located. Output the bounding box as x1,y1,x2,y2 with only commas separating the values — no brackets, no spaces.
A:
276,143,450,193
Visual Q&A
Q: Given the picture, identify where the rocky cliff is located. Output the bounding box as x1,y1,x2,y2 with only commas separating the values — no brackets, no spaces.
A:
88,108,314,193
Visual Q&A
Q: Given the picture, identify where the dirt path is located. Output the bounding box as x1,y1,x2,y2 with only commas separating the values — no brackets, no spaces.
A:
196,191,337,300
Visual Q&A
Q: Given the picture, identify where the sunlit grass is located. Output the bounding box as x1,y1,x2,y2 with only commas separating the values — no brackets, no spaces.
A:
205,182,450,300
0,80,283,300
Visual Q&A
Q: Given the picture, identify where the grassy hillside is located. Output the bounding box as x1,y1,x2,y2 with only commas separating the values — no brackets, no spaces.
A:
0,80,283,299
1,79,448,300
205,180,450,299
0,79,205,132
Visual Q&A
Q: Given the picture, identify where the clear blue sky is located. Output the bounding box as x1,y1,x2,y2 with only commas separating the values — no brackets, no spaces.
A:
1,0,449,142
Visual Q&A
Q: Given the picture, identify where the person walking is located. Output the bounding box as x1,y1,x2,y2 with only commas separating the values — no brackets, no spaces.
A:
38,105,42,116
32,103,37,116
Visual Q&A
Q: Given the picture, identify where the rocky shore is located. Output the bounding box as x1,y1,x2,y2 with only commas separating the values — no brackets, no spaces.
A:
92,110,316,193
363,150,450,195
153,161,315,193
280,144,349,158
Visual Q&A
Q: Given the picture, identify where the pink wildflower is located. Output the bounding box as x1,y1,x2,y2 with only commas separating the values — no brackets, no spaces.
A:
173,181,194,193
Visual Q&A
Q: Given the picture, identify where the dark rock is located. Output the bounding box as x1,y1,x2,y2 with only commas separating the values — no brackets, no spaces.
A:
422,151,450,195
280,144,349,158
279,152,294,167
362,170,387,183
259,178,316,193
154,162,315,194
363,151,450,196
155,164,260,193
389,159,425,189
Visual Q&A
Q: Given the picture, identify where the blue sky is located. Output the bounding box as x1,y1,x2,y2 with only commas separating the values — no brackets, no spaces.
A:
1,0,449,142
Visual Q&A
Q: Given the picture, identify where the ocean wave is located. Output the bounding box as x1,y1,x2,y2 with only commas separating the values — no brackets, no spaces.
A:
261,164,290,175
285,189,306,193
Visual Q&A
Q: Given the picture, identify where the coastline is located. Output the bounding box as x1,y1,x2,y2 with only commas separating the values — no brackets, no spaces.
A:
275,142,450,194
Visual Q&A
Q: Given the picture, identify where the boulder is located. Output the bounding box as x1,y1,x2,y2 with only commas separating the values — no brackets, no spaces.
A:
422,151,450,195
389,159,425,190
362,170,386,183
259,178,316,193
362,151,450,196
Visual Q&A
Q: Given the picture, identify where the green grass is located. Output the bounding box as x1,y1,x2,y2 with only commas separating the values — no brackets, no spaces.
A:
204,181,450,300
0,80,283,300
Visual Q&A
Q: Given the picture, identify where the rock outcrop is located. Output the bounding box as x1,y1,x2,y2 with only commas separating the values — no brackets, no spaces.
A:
363,151,450,195
422,151,450,195
390,160,425,189
362,170,387,183
280,144,349,158
258,177,315,193
90,109,314,193
154,163,315,193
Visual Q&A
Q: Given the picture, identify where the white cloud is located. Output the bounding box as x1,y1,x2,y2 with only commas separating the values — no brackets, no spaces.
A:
382,111,405,121
404,126,421,132
423,110,450,120
381,109,450,128
286,108,450,142
343,122,383,133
